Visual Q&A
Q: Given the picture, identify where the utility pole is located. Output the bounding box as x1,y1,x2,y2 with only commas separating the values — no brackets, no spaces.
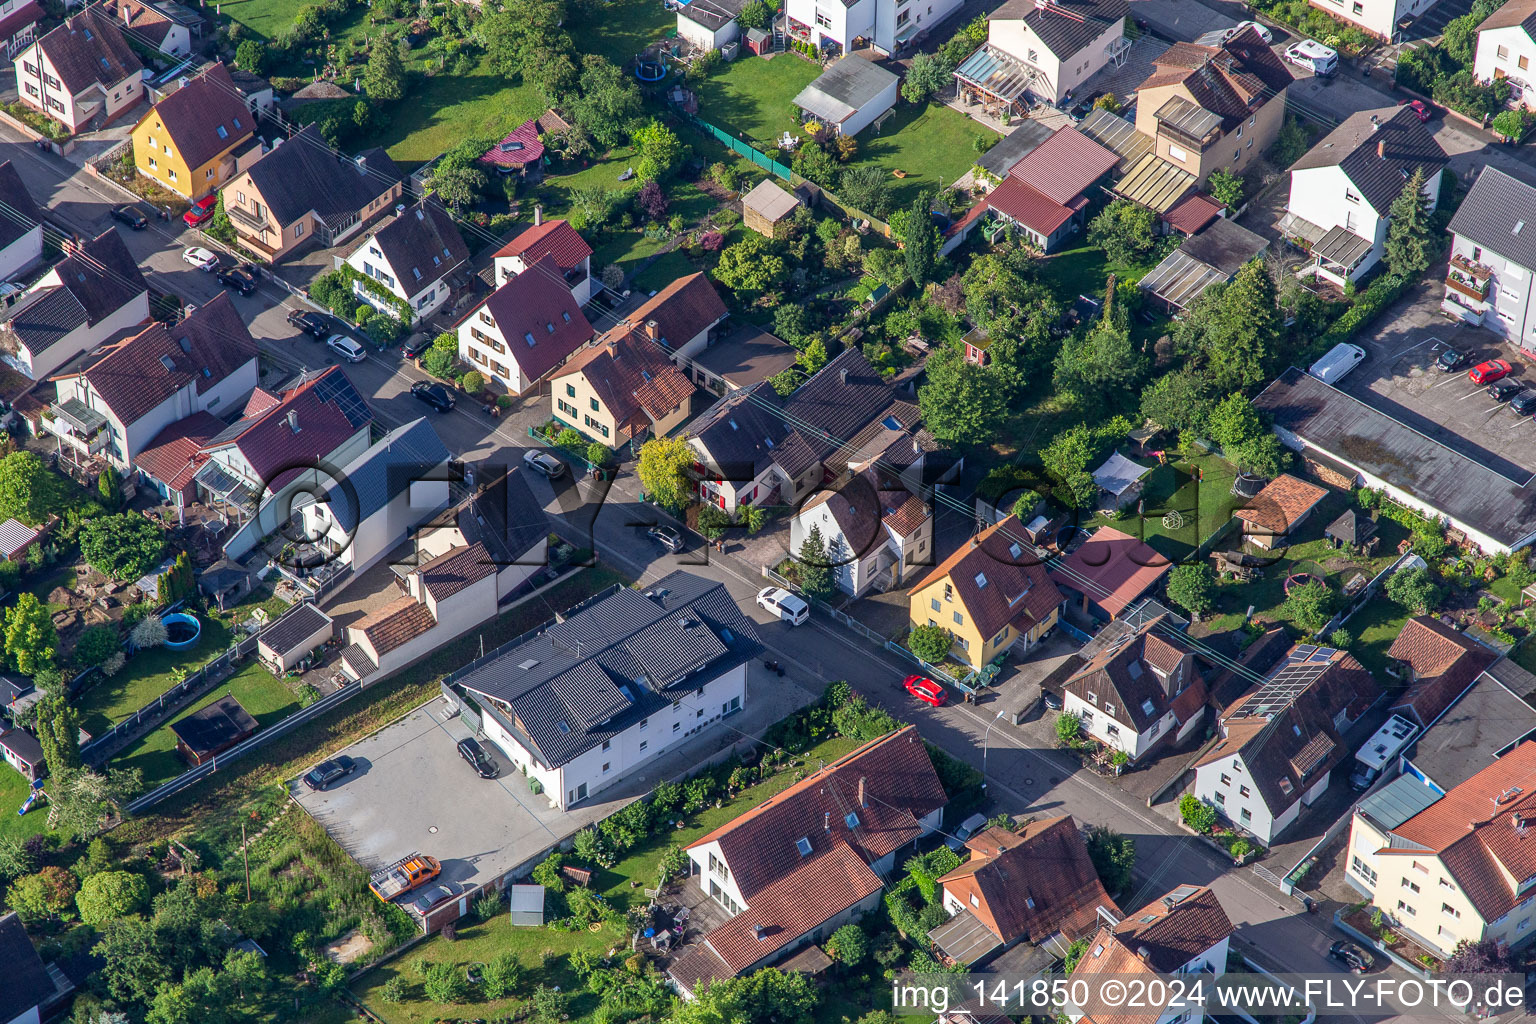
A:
241,820,251,902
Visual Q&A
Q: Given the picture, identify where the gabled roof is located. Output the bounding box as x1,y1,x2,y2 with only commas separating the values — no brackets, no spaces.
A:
6,229,146,357
494,218,593,271
799,469,930,546
416,542,498,602
428,465,547,569
242,124,402,228
312,417,449,532
1404,660,1536,792
1290,105,1448,215
479,254,594,383
987,175,1079,236
0,160,43,253
1064,616,1200,733
35,7,140,94
357,593,436,655
359,199,469,296
480,118,544,168
61,292,255,426
689,381,791,477
626,272,729,353
204,365,372,490
1009,126,1120,206
989,0,1129,60
1324,507,1376,546
1049,526,1171,618
118,0,177,48
910,515,1065,642
1447,166,1536,273
258,601,333,657
135,410,223,490
0,911,53,1022
551,326,695,430
1137,29,1291,133
1232,473,1327,535
781,348,910,462
143,63,253,172
1387,617,1498,729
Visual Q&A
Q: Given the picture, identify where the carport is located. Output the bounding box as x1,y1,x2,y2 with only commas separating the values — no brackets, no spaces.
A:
929,909,1002,965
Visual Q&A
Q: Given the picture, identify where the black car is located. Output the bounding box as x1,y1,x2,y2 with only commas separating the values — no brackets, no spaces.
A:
287,309,330,338
1489,378,1522,403
457,737,498,778
1436,347,1469,371
1513,390,1536,416
403,333,434,359
216,264,258,296
411,380,456,413
302,755,358,791
110,204,147,230
1328,940,1374,974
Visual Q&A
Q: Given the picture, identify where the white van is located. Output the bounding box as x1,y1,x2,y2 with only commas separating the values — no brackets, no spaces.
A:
1284,39,1337,75
1308,342,1366,385
756,586,809,625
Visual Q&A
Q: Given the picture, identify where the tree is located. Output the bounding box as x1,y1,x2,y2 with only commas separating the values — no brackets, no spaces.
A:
1167,564,1216,619
1084,826,1134,894
797,523,834,602
530,984,569,1024
48,766,141,842
130,614,168,650
586,442,610,468
674,969,818,1024
9,864,79,921
422,333,458,378
1206,393,1264,452
908,624,952,664
917,345,1006,445
902,197,940,285
76,870,149,925
826,923,868,964
638,179,669,221
422,961,470,1003
713,235,785,295
1053,316,1147,400
95,916,172,1006
1179,793,1217,833
1446,938,1514,974
1384,167,1434,280
37,694,81,773
1493,108,1528,141
73,624,119,668
146,983,196,1024
1283,579,1337,635
0,835,36,884
901,51,953,103
222,948,270,1001
363,38,406,102
636,435,695,511
1042,425,1093,486
98,465,121,509
1385,565,1442,613
737,0,770,27
80,513,167,581
567,55,642,148
0,451,68,525
632,119,685,181
1203,261,1282,392
1140,370,1214,435
481,952,525,999
1055,712,1081,744
1208,167,1244,208
696,505,731,541
1226,433,1285,478
234,39,267,75
838,164,890,218
5,592,56,674
863,247,906,289
1087,200,1157,266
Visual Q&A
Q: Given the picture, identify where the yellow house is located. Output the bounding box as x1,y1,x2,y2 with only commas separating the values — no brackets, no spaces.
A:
132,62,256,200
548,323,696,448
905,515,1066,670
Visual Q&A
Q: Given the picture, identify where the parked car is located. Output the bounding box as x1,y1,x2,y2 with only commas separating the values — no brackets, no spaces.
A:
1399,98,1431,122
1328,940,1375,973
522,449,567,479
903,674,946,707
456,737,498,778
756,586,809,625
182,246,219,271
1284,39,1337,75
182,194,218,227
1512,390,1536,416
1489,378,1523,402
110,204,147,230
648,525,685,553
1308,342,1365,385
326,334,367,363
1226,19,1273,43
1041,689,1063,712
403,333,434,359
301,755,358,791
411,380,455,413
1435,346,1468,371
945,811,990,852
216,264,258,295
288,309,330,338
1469,358,1512,384
406,881,464,915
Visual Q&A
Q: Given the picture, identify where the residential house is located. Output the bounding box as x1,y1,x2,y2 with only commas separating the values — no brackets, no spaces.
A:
793,57,901,137
628,272,731,367
1442,167,1536,347
1066,885,1233,1024
1255,366,1536,554
929,816,1118,966
134,411,225,515
294,417,452,577
0,910,63,1024
1049,525,1172,621
133,62,259,200
50,292,257,473
548,320,696,447
0,160,45,284
1310,0,1445,41
677,0,746,51
492,214,595,305
789,467,932,597
670,725,946,991
1233,473,1328,550
1279,105,1448,284
15,9,142,133
1139,215,1269,311
983,126,1120,251
1062,616,1207,762
954,0,1129,114
221,123,404,261
1133,29,1293,185
1396,658,1536,794
1192,642,1380,844
1385,616,1499,731
453,571,762,808
1475,0,1536,108
906,515,1066,670
687,325,799,394
117,0,192,56
786,0,962,56
0,0,41,63
1343,739,1536,959
342,199,470,322
409,464,549,602
478,118,547,180
1,229,148,382
457,254,593,395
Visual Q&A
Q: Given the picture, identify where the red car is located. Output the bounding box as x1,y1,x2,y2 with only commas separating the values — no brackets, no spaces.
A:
903,675,947,707
1399,98,1431,122
182,194,218,227
1469,359,1513,385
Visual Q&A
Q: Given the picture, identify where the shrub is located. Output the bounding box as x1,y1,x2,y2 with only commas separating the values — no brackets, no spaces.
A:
461,370,485,394
379,976,406,1003
1055,712,1081,744
1180,794,1217,833
73,625,119,668
130,614,168,650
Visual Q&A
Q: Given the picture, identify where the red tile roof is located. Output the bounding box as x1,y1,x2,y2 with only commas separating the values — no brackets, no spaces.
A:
494,218,593,271
624,272,728,355
478,254,594,385
1008,126,1119,205
480,118,544,168
1164,193,1224,235
1050,526,1172,619
910,515,1066,643
357,594,436,655
1388,617,1497,728
135,410,223,491
1233,474,1328,536
416,542,497,602
986,176,1077,236
206,366,372,490
552,327,695,431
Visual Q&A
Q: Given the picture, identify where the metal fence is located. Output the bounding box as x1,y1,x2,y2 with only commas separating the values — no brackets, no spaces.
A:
690,116,794,180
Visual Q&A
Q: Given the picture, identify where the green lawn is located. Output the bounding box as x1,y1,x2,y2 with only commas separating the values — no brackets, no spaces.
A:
1086,450,1242,564
1040,241,1172,347
632,249,698,293
73,615,236,738
378,55,549,170
216,0,312,41
0,765,50,842
695,55,821,146
571,0,676,66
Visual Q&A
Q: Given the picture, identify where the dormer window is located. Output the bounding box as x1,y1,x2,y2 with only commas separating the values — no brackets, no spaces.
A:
795,836,812,856
844,812,859,829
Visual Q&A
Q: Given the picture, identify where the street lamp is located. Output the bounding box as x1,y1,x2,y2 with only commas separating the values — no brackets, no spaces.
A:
981,709,1005,790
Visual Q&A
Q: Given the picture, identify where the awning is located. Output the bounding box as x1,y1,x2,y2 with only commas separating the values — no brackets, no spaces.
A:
50,397,107,435
1077,108,1153,173
1139,249,1227,310
1275,210,1328,247
1313,224,1373,271
193,460,255,506
955,44,1037,104
928,909,1003,965
1113,153,1196,213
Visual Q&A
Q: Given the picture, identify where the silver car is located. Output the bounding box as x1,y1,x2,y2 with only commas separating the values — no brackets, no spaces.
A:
325,334,367,363
523,450,567,478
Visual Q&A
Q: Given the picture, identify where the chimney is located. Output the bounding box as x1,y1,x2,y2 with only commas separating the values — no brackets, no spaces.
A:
646,319,661,340
1137,946,1152,960
534,204,543,226
839,367,849,385
858,776,867,808
1377,139,1386,159
286,410,299,433
824,811,831,831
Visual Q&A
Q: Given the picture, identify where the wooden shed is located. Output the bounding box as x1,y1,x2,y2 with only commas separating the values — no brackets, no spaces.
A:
172,695,259,766
741,178,800,238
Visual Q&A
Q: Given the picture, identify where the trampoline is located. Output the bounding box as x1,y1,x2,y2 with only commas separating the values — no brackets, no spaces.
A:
1283,573,1323,596
163,611,202,651
635,60,666,82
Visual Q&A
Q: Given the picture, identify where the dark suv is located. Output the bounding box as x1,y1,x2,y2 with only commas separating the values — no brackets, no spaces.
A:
456,737,498,778
1435,347,1468,371
216,264,258,296
287,309,330,338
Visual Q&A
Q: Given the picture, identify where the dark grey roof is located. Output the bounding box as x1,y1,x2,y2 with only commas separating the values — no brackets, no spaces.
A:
690,381,790,478
7,229,145,356
1447,166,1536,272
1403,662,1536,792
456,571,761,767
244,124,402,228
1180,216,1267,275
258,602,332,656
451,465,548,569
0,911,52,1021
797,56,899,114
781,348,912,461
171,694,258,756
1254,367,1536,549
318,417,449,532
1290,105,1448,215
1324,508,1375,545
990,0,1129,60
362,199,470,295
679,0,747,32
0,725,42,765
977,119,1057,179
0,161,42,253
0,675,33,704
1355,773,1440,832
691,326,799,387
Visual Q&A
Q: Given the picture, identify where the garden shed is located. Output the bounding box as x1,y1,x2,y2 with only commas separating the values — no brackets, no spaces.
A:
1325,508,1377,552
258,602,334,673
0,518,37,561
0,726,43,779
172,694,259,766
741,179,801,238
793,56,899,137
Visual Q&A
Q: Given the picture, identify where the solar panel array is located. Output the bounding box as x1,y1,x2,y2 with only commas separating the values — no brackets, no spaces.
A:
1241,645,1339,718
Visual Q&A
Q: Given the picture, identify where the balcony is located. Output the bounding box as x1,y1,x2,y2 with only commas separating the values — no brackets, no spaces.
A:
1441,291,1485,325
1445,253,1492,301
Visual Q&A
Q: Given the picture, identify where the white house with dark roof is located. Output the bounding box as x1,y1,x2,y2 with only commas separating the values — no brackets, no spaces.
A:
1062,617,1207,762
1442,166,1536,348
492,214,595,305
0,161,43,284
785,0,961,56
342,199,470,322
15,8,142,133
409,464,549,601
1475,0,1536,106
789,468,932,597
452,572,760,809
956,0,1129,112
456,254,594,395
1278,105,1448,285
